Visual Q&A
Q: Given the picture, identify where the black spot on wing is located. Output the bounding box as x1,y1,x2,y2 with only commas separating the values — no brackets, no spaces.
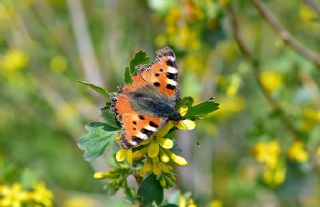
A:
141,128,153,137
154,82,160,87
166,59,177,68
166,72,177,80
133,121,137,125
166,84,176,90
132,136,143,143
149,121,159,128
138,115,145,120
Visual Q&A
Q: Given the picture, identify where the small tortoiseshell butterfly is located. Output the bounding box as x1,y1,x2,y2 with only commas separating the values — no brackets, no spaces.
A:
110,47,182,149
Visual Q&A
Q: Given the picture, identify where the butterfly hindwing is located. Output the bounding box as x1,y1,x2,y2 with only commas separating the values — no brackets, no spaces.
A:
111,93,166,149
120,113,165,149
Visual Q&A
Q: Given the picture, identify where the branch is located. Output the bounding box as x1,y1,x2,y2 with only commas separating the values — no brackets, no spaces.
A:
251,0,320,69
229,6,300,139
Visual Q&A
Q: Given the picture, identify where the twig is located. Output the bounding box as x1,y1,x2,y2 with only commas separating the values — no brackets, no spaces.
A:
251,0,320,69
229,6,300,139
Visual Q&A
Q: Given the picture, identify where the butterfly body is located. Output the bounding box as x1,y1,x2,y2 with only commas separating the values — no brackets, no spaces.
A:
111,47,181,149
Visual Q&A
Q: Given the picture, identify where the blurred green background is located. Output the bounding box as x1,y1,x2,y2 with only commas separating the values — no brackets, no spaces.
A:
1,0,320,206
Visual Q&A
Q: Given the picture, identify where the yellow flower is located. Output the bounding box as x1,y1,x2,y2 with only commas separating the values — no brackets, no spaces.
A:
259,71,283,93
252,140,280,169
287,141,308,163
179,195,197,207
165,149,188,166
209,199,223,207
213,96,245,118
93,171,109,179
0,183,28,207
31,182,53,207
174,105,196,130
263,163,286,186
299,5,317,21
315,146,320,157
226,75,241,97
301,108,320,131
116,148,133,164
139,157,172,176
0,49,28,74
138,125,174,159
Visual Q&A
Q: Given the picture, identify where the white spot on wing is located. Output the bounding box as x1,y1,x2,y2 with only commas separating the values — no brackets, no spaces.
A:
137,132,148,140
167,79,177,86
129,140,137,146
168,66,178,73
168,56,175,61
144,125,157,132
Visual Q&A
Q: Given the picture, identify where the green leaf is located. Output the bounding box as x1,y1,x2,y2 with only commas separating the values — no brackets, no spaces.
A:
185,99,219,119
176,96,194,109
129,50,150,74
78,80,110,98
78,122,118,161
124,51,150,84
138,174,164,206
124,66,133,84
101,106,121,129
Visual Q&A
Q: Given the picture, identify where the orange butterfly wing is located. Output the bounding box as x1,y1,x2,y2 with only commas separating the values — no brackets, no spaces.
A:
111,94,165,149
138,47,178,100
111,47,178,149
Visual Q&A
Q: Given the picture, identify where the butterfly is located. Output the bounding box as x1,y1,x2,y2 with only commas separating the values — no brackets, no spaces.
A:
110,47,183,149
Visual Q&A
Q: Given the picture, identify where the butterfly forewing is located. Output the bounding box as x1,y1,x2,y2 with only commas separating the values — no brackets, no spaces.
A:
139,47,179,100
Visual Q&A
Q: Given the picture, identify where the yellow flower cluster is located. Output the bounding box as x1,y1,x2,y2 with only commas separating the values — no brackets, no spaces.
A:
0,49,28,75
262,163,286,187
259,71,283,93
115,106,195,178
301,108,320,131
253,140,280,169
299,5,317,22
252,140,285,186
0,182,53,207
287,141,308,163
208,199,223,207
179,195,197,207
0,48,29,87
155,5,201,51
253,139,310,186
94,164,130,191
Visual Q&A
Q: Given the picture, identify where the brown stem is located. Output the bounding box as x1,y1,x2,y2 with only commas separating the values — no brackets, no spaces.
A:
228,6,299,139
251,0,320,69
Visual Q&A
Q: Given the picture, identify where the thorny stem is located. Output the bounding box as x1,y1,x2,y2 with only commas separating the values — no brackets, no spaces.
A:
228,6,300,139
